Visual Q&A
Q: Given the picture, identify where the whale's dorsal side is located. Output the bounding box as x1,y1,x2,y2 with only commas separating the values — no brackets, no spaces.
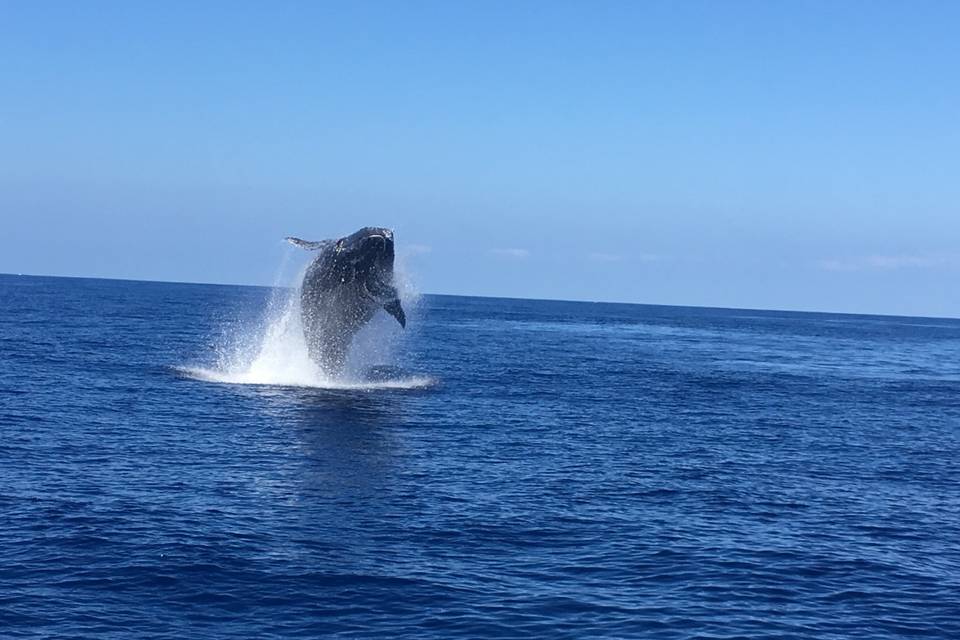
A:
286,237,333,251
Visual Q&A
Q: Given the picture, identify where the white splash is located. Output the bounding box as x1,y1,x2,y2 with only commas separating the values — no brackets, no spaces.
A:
180,250,432,390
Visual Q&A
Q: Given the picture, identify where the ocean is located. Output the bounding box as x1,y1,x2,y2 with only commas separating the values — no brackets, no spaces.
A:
2,273,959,638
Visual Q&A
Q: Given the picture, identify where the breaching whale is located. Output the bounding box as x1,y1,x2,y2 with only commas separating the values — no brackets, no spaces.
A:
287,227,406,376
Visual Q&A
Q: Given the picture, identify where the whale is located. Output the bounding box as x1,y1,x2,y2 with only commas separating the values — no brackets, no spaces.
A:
286,227,406,375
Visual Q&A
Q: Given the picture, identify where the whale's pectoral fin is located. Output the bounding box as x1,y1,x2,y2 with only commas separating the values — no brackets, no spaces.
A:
286,237,333,251
384,298,406,328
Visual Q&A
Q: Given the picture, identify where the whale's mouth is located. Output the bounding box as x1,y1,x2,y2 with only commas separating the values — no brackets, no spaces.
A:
358,234,391,260
365,233,391,248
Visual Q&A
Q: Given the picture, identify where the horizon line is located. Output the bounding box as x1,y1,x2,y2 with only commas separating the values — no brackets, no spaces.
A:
2,271,957,322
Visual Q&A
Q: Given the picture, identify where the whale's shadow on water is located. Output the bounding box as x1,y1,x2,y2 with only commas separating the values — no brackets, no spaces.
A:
251,384,420,496
246,381,409,430
286,386,395,427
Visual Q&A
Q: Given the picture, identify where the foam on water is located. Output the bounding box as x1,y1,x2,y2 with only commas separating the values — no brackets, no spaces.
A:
180,248,432,390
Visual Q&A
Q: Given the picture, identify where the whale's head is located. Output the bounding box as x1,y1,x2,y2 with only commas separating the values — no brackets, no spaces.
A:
340,226,396,278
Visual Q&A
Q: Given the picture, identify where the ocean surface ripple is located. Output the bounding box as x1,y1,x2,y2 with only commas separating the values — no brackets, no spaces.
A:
2,274,959,638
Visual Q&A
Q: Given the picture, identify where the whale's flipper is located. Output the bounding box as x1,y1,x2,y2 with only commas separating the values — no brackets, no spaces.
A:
384,298,406,328
286,237,333,251
366,280,406,328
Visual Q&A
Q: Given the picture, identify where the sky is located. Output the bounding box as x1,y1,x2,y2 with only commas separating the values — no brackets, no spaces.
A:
1,1,958,317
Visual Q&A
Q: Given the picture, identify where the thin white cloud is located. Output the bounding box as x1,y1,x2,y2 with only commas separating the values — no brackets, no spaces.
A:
490,248,530,259
817,254,957,272
404,244,432,256
588,252,661,263
588,252,623,262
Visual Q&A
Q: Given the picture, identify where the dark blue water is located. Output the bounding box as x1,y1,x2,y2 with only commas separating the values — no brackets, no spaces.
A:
3,273,959,639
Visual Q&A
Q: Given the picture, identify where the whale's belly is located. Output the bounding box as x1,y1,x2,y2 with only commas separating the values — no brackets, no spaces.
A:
300,279,377,373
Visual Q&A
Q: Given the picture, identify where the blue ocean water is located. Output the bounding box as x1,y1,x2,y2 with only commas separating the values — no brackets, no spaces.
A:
2,273,959,639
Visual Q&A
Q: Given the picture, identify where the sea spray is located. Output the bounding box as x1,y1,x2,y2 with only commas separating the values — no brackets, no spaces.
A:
181,246,432,390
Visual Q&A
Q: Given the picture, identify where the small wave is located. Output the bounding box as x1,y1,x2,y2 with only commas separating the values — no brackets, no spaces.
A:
176,366,437,391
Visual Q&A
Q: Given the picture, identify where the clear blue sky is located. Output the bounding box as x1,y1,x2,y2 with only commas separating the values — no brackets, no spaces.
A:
2,1,958,316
